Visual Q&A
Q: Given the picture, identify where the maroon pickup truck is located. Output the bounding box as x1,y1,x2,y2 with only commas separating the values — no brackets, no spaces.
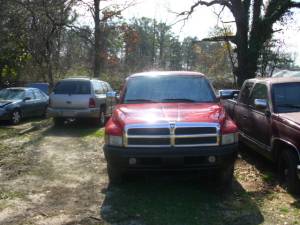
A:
223,77,300,194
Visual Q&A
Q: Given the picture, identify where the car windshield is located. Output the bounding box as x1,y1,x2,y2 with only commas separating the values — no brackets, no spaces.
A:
53,80,91,95
273,82,300,113
0,89,25,100
123,75,216,103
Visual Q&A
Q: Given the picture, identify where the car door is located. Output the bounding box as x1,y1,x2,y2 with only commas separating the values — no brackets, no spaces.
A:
94,81,106,107
33,89,47,115
235,81,254,136
248,82,272,153
22,90,37,117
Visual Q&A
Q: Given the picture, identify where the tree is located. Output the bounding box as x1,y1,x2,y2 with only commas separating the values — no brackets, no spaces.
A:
16,0,77,86
79,0,135,78
179,0,300,86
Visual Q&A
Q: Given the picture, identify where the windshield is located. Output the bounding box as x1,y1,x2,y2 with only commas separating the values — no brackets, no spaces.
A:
0,89,25,100
53,80,91,95
123,75,216,103
273,82,300,113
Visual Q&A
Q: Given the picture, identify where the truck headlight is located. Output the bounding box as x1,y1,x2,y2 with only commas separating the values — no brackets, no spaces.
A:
221,133,238,145
106,135,123,147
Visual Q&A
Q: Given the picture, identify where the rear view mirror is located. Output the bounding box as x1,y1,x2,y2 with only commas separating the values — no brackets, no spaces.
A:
219,90,233,99
23,97,31,102
254,99,268,110
106,91,117,98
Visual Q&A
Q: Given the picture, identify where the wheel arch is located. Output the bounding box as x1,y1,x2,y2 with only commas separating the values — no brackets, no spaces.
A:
272,138,300,162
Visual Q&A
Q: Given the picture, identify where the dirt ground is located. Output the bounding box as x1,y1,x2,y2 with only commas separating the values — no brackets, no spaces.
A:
0,119,299,225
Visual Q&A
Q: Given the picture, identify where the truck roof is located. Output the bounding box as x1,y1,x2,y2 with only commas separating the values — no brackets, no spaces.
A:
128,71,205,78
247,77,300,85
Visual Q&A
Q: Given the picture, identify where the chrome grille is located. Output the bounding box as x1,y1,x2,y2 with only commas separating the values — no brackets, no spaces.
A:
125,122,220,148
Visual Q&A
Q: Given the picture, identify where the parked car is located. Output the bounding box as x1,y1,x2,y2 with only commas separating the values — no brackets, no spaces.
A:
104,71,238,185
0,87,49,124
47,78,113,125
222,77,300,194
26,83,50,95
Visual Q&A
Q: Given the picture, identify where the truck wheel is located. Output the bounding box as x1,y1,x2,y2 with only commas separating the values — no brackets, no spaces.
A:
107,164,123,184
53,118,64,126
278,149,300,194
216,163,234,187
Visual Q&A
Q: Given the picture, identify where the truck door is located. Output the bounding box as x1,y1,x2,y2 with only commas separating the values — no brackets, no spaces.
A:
235,81,254,136
248,83,272,149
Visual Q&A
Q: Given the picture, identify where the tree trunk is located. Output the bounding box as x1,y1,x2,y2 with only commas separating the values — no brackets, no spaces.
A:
94,0,101,78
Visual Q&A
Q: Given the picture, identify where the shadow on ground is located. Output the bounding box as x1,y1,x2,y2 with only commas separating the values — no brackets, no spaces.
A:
42,119,104,138
100,174,264,225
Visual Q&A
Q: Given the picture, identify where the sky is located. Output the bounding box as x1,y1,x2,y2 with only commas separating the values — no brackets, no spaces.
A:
76,0,300,65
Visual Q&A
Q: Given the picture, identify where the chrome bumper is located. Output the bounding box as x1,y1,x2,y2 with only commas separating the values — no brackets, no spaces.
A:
47,107,100,118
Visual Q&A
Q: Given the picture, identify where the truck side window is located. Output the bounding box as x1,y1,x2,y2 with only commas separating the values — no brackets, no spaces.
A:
249,83,268,109
239,82,254,105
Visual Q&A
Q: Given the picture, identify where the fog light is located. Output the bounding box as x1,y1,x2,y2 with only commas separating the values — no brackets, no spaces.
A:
208,156,216,163
129,158,137,165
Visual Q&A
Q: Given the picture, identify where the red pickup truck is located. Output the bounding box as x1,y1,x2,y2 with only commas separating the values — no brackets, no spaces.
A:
104,71,238,185
223,77,300,194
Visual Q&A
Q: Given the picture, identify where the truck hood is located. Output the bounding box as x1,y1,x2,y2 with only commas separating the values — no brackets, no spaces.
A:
113,103,225,126
278,112,300,127
0,100,12,108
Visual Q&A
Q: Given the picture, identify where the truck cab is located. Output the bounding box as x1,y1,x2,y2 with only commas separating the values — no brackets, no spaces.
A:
223,77,300,194
104,71,238,185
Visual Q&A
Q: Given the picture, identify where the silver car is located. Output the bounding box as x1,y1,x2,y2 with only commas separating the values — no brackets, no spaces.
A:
47,78,112,125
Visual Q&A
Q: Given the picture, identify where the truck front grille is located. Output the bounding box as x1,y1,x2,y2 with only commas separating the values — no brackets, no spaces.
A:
125,123,220,148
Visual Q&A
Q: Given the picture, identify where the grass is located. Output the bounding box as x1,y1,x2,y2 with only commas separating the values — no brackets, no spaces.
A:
101,178,263,225
0,190,25,200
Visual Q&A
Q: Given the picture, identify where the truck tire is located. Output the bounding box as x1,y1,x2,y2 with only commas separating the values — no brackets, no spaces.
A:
107,164,123,184
278,149,300,194
216,163,234,188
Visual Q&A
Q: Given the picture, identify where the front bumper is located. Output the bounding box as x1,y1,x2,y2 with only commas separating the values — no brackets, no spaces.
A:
47,107,100,118
103,144,238,172
0,108,10,121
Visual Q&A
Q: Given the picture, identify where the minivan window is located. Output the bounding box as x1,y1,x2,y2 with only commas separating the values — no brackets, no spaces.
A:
54,81,91,95
123,75,216,103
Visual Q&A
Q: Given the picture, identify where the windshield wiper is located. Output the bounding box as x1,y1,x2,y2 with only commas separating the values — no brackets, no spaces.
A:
125,99,158,103
161,98,196,102
277,104,300,109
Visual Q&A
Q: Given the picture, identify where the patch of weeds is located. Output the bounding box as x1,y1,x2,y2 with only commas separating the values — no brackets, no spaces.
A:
280,207,289,213
91,128,104,138
0,127,18,140
102,180,262,225
0,189,25,200
261,172,275,183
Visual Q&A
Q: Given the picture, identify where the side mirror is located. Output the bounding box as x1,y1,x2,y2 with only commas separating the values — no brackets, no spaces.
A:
254,99,268,110
23,97,31,102
219,90,234,100
106,91,117,98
